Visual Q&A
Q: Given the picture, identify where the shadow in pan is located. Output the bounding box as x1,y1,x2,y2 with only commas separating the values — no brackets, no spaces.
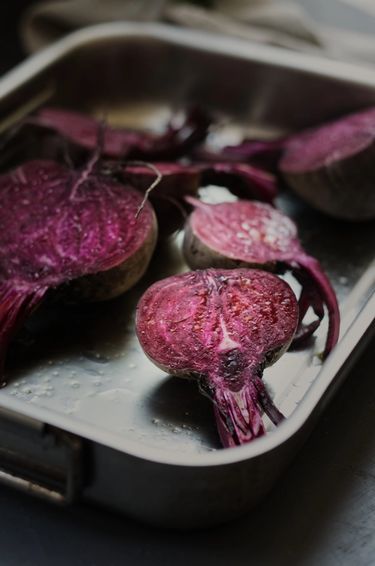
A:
145,374,221,449
5,233,185,383
6,291,136,380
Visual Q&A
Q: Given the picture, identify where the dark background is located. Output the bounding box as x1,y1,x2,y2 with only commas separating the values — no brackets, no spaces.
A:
0,1,31,74
0,2,375,565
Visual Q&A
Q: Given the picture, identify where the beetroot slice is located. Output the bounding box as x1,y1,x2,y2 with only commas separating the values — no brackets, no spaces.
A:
28,106,211,161
136,268,298,447
0,159,157,383
183,199,340,359
279,107,375,220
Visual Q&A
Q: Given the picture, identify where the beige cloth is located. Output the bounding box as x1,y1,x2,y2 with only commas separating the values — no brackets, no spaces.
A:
21,0,375,65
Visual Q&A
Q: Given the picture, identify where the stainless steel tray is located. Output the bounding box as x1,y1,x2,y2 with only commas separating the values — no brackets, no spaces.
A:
0,23,374,528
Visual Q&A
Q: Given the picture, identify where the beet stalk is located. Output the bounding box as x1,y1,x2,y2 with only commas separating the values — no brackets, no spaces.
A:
183,198,340,359
110,162,201,237
136,268,298,447
196,107,375,220
116,160,277,236
28,106,211,161
120,161,277,204
194,138,285,173
0,158,157,383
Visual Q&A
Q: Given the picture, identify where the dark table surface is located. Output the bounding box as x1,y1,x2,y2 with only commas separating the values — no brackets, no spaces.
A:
0,1,375,565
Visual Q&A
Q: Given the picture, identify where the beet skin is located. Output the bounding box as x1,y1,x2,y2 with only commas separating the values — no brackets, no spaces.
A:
279,107,375,220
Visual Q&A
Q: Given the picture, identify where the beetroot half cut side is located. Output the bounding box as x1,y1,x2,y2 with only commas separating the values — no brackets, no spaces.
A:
0,159,157,383
120,161,277,204
279,106,375,220
115,160,277,236
136,269,298,447
183,198,340,359
28,106,211,161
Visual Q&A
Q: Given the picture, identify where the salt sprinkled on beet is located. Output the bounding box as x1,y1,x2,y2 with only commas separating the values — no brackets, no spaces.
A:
136,268,298,447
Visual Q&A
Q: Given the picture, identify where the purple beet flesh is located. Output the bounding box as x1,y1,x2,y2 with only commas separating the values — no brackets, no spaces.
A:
196,107,375,220
136,268,298,447
183,199,340,359
279,107,375,220
0,158,157,383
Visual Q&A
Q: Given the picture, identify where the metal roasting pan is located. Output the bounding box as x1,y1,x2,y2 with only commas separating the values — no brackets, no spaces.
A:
0,23,374,528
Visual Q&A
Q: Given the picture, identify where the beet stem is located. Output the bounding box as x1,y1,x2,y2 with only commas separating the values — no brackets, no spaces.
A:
70,122,104,200
126,161,162,219
254,376,285,425
223,138,286,157
185,195,210,210
296,255,340,359
198,162,277,203
0,283,47,383
289,270,325,349
290,319,321,349
159,193,189,220
193,138,286,173
213,384,266,447
295,276,325,322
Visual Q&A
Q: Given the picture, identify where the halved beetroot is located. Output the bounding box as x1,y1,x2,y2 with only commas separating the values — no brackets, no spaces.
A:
279,107,375,220
0,158,157,383
183,199,340,359
136,268,298,447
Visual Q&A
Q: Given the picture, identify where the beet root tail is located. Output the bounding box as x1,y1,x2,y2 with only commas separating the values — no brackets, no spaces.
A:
254,376,285,426
213,385,266,447
290,270,325,349
0,283,47,384
295,256,340,359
